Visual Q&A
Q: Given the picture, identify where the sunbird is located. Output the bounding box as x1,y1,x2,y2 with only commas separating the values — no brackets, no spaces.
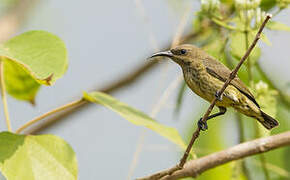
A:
150,44,278,130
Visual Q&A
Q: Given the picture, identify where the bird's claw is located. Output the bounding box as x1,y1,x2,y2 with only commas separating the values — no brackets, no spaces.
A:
198,118,208,131
215,91,223,101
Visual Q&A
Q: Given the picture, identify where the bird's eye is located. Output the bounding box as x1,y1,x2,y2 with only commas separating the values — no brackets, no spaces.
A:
180,49,187,55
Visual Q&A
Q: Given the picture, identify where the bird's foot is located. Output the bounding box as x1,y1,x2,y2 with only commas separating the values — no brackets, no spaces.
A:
198,118,208,131
215,91,223,101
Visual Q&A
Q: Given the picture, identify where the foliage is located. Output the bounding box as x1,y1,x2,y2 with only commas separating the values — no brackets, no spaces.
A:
83,91,194,156
174,0,290,179
0,132,77,180
0,31,74,179
0,0,289,179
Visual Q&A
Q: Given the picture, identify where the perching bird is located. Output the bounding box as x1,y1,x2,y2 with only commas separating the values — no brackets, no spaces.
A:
150,44,278,130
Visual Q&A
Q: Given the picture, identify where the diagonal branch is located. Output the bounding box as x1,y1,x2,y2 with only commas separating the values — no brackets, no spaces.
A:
138,131,290,180
178,13,272,168
139,14,272,179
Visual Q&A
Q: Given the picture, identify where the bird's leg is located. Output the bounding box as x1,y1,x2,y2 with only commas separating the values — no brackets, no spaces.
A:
215,91,223,101
198,107,227,131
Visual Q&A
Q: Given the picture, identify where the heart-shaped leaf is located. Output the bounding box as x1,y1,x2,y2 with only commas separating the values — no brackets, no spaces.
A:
0,132,77,180
0,30,68,86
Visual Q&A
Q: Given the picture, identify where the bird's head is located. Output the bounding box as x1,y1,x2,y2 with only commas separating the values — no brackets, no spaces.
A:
150,44,203,67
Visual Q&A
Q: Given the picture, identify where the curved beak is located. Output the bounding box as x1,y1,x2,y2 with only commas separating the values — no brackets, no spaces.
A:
150,50,173,59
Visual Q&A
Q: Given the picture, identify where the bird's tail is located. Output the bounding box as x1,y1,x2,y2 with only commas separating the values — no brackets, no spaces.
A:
257,111,279,130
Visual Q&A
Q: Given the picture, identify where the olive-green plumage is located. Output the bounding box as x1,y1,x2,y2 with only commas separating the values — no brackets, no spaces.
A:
151,44,278,130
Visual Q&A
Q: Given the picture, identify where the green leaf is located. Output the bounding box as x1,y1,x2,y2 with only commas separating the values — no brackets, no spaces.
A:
84,91,191,154
3,59,40,103
261,33,271,46
0,132,77,180
260,0,276,11
230,32,261,65
253,81,278,118
211,18,237,31
252,81,278,136
266,21,290,31
0,31,68,85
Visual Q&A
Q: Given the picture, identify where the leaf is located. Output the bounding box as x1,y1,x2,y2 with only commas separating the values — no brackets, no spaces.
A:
230,32,261,65
202,34,227,64
267,21,290,31
0,31,68,85
0,132,77,180
261,33,271,46
260,0,276,11
84,91,191,153
211,18,237,31
3,59,40,103
252,81,278,136
253,81,278,118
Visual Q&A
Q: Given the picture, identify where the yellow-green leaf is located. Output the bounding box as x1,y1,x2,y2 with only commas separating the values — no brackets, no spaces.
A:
3,59,40,103
261,33,271,46
267,21,290,31
252,81,278,136
230,31,261,65
84,91,191,153
0,132,78,180
0,30,68,85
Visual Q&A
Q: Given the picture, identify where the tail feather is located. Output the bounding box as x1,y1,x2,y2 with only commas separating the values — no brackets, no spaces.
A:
258,111,279,130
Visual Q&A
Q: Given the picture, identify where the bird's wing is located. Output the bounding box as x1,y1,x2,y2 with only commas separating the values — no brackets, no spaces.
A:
202,56,260,108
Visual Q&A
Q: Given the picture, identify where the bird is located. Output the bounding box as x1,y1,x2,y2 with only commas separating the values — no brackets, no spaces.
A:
150,44,279,131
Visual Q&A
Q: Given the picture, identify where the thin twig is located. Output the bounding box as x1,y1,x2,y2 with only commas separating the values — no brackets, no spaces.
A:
171,7,192,48
259,153,270,180
141,14,272,179
127,76,183,179
16,99,86,134
127,130,147,180
127,0,160,178
127,4,192,177
134,0,159,51
179,13,272,168
0,60,12,131
138,131,290,180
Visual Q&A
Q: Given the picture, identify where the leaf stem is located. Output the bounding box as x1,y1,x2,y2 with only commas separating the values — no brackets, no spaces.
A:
211,17,237,31
16,99,85,134
0,59,12,132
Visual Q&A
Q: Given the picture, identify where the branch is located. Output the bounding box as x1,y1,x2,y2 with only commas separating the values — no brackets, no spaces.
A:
21,32,201,134
139,14,272,179
138,131,290,180
178,13,272,168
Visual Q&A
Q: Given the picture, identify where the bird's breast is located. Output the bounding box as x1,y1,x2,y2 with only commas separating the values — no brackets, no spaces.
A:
182,66,214,102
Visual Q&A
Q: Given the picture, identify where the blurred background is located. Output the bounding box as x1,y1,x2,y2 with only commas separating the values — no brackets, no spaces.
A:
0,0,289,179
